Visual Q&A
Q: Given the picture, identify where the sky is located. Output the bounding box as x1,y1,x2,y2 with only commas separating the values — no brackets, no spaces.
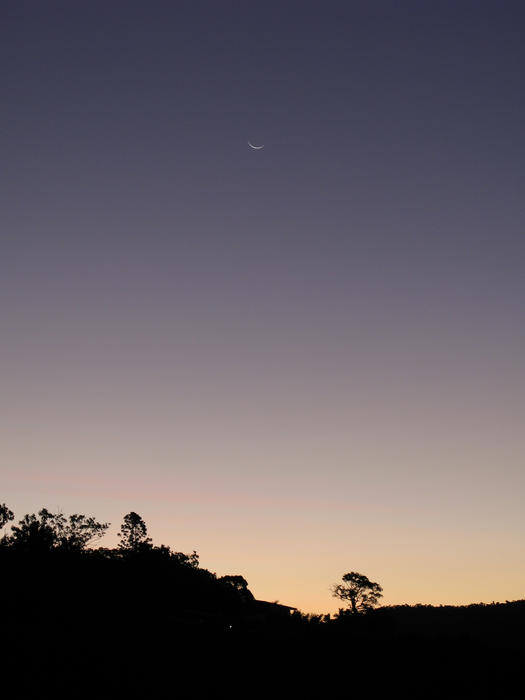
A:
2,0,524,613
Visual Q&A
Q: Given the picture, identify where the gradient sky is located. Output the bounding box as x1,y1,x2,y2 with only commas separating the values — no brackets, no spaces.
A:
2,1,524,613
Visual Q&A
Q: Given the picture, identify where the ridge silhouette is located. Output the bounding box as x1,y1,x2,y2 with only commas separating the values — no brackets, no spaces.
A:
1,503,522,698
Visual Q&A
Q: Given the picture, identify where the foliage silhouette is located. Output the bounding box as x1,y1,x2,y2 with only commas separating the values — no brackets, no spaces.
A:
6,508,109,552
60,512,110,550
0,502,14,530
332,571,383,613
118,511,152,552
219,575,255,602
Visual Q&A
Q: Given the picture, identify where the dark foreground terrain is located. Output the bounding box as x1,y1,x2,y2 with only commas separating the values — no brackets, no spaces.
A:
1,507,523,698
2,549,524,699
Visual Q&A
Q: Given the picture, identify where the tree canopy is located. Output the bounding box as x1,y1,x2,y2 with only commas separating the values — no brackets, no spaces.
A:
118,511,152,552
332,571,383,614
0,503,14,530
5,508,109,552
219,575,255,602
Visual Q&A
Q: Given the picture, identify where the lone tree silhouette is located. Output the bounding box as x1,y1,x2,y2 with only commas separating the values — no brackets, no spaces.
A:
118,512,152,552
332,571,383,613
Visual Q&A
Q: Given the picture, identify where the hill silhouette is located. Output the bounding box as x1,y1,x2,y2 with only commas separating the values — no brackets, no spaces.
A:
1,504,522,698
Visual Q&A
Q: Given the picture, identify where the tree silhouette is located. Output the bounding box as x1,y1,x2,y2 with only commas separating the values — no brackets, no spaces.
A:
332,571,383,613
219,575,255,602
9,510,60,552
0,503,14,530
59,513,110,550
7,508,109,551
172,549,200,568
118,512,152,552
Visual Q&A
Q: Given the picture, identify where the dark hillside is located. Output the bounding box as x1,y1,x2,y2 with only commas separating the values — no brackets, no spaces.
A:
1,506,523,697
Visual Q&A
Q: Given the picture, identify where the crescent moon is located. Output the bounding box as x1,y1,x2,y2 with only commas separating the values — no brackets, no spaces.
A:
248,141,264,149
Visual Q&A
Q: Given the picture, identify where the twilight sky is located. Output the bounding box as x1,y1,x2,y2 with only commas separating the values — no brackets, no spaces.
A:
2,0,524,612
